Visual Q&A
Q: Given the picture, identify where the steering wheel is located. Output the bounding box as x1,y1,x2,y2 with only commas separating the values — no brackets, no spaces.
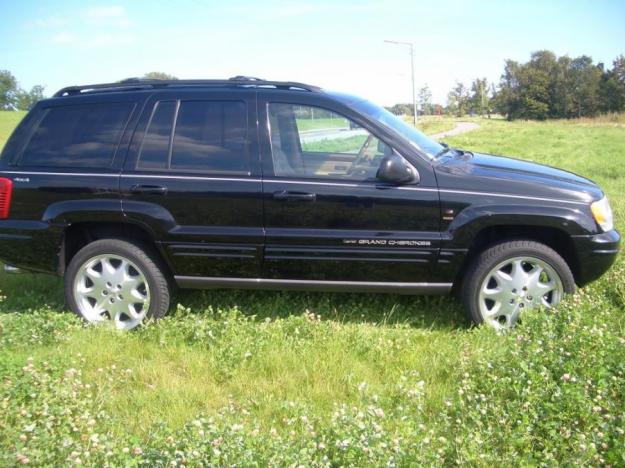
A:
347,135,374,176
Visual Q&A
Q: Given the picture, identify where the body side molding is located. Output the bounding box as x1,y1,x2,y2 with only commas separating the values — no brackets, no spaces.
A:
174,276,452,294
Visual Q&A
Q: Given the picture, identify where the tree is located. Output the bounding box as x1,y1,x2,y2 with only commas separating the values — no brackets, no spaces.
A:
0,70,18,110
389,103,413,116
599,56,625,112
469,78,490,117
143,72,178,80
14,85,45,111
447,81,470,117
417,85,432,115
569,56,602,117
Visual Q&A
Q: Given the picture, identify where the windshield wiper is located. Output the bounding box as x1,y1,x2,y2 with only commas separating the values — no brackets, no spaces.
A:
434,145,453,159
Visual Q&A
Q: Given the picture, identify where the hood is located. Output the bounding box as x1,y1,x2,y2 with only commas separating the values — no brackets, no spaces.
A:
434,152,603,203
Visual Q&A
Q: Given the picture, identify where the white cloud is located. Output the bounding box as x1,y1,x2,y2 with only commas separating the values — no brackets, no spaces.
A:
51,32,78,44
83,5,132,27
84,33,135,48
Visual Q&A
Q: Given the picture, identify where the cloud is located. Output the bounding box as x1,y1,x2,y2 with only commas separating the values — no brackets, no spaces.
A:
83,5,132,27
84,33,135,48
51,32,79,44
29,15,69,28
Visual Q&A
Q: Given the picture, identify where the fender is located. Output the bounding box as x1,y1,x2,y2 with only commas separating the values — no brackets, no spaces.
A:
121,200,177,239
444,203,597,247
42,199,124,226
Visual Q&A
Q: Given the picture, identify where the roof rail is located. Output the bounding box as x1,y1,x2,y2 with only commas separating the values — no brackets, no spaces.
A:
53,76,322,97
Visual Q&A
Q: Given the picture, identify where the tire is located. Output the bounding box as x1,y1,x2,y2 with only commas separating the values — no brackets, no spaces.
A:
65,239,170,330
461,240,575,329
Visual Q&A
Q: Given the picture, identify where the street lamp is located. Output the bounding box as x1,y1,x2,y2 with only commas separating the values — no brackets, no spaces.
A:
384,40,417,125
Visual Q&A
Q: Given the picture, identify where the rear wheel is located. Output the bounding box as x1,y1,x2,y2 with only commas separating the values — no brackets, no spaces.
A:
462,240,575,330
65,239,170,330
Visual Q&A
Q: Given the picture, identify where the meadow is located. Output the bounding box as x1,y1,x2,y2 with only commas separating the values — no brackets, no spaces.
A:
0,112,623,465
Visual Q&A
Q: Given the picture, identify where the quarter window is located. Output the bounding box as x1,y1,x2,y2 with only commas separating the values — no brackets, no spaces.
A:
268,103,391,180
19,102,134,168
137,100,250,174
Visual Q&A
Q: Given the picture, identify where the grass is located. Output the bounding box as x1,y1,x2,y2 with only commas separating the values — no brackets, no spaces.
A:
297,117,348,132
412,115,459,135
1,111,624,465
301,134,367,153
0,111,26,149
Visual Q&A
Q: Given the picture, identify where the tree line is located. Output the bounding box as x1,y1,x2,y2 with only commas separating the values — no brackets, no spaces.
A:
0,70,45,111
0,71,177,111
391,50,625,120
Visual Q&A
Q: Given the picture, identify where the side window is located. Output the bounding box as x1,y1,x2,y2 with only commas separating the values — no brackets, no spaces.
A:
268,103,391,180
136,100,249,174
137,101,176,170
19,102,134,168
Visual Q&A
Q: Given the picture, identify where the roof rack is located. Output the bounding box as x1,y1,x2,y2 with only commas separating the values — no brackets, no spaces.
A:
53,76,322,97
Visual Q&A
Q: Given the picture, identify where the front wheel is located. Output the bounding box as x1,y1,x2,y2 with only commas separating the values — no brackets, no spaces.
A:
65,239,170,330
462,240,576,330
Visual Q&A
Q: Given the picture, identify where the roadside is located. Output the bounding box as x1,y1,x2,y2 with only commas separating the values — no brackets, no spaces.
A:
430,121,480,140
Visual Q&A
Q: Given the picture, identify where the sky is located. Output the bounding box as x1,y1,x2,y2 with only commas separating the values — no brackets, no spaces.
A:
1,0,624,106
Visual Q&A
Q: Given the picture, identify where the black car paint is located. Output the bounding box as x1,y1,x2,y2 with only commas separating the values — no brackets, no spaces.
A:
0,85,620,291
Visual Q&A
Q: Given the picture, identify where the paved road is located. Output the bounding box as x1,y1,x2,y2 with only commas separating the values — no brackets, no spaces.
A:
430,122,480,140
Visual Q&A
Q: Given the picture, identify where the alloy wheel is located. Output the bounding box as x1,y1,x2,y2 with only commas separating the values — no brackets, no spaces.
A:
478,256,563,329
73,254,150,330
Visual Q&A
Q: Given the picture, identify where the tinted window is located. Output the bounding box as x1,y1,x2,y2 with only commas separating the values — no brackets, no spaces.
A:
137,101,176,170
268,103,390,181
20,102,134,168
170,101,248,173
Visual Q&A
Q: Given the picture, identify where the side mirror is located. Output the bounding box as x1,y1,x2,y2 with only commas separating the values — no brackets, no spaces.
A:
377,152,419,184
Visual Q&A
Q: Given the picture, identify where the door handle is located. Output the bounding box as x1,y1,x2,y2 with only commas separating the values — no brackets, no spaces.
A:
273,190,317,201
129,184,168,195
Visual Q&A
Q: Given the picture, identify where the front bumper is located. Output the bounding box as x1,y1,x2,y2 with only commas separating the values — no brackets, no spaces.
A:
572,229,621,286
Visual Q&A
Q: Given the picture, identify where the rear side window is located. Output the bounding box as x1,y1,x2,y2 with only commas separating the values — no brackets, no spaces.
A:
137,101,176,170
136,100,249,174
19,102,134,168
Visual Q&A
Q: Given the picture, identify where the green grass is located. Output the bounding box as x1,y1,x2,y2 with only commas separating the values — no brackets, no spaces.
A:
413,115,459,135
301,134,367,153
0,111,25,149
297,117,348,132
1,110,624,465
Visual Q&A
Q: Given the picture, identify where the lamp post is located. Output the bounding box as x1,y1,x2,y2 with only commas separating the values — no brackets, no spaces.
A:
384,40,417,125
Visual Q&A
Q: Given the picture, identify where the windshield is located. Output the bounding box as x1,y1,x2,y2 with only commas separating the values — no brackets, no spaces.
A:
351,100,444,159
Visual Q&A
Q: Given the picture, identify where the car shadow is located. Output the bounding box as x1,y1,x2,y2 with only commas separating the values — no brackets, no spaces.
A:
0,271,468,332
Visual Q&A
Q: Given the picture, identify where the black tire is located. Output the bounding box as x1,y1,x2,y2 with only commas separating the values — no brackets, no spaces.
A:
461,240,576,326
65,238,170,329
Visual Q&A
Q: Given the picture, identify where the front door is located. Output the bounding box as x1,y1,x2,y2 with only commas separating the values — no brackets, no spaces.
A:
258,94,441,282
120,90,263,278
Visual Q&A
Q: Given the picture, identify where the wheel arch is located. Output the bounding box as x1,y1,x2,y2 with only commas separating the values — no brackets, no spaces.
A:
60,221,173,279
453,224,580,291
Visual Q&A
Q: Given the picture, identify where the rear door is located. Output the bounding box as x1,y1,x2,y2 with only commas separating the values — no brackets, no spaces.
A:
258,92,441,282
120,89,263,278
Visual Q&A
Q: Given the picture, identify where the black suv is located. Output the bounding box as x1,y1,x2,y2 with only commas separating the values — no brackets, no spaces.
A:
0,77,620,330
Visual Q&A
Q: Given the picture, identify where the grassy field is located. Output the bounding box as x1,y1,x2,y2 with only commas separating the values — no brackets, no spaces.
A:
0,111,26,149
0,112,624,465
412,115,458,135
297,117,348,132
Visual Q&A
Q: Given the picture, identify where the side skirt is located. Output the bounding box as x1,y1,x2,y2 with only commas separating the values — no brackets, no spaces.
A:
174,276,453,295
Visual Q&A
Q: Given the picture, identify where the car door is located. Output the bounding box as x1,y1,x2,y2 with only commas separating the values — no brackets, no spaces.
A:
120,89,263,278
257,92,441,282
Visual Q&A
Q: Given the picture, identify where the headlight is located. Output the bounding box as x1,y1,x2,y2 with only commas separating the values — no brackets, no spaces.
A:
591,196,614,232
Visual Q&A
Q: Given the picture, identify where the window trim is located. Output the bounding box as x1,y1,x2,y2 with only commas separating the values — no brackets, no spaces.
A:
266,102,409,184
14,101,136,170
134,98,252,177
